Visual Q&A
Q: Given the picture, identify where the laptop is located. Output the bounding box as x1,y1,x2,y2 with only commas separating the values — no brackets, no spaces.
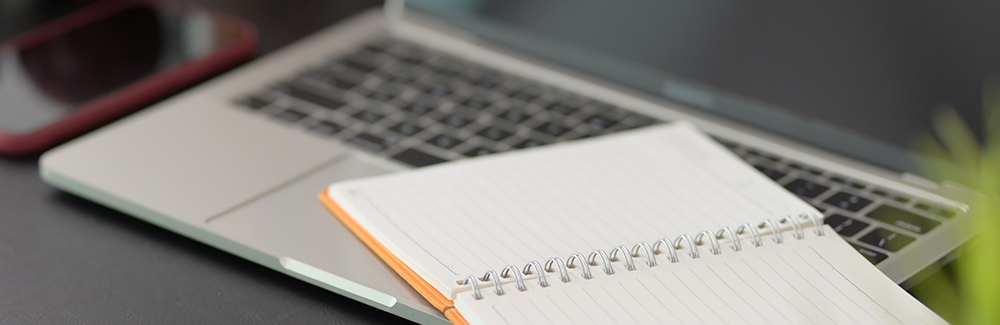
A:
41,1,990,323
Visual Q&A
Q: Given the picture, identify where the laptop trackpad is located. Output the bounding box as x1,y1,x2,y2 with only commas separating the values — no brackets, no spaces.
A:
41,102,353,223
202,153,438,314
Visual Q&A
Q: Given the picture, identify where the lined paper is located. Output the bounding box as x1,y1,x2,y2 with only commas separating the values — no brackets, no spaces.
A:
327,122,817,296
454,232,946,325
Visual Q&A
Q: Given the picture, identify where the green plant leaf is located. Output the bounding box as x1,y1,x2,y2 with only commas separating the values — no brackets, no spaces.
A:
915,82,1000,324
931,108,981,186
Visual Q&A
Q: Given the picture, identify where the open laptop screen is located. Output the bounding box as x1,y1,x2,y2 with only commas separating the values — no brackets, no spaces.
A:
406,0,999,177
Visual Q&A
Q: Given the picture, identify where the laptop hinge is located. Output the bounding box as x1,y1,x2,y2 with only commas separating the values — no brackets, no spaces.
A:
900,172,939,191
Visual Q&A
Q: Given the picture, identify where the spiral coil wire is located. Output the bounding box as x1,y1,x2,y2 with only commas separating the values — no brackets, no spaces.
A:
462,213,823,300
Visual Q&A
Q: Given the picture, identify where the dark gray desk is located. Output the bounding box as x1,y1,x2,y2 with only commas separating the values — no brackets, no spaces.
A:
0,0,954,323
0,0,410,323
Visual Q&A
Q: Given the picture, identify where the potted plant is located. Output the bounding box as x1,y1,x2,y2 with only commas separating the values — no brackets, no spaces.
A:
912,82,1000,324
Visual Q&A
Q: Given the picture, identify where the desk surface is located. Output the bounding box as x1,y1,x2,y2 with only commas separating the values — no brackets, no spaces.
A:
0,0,411,323
0,1,952,324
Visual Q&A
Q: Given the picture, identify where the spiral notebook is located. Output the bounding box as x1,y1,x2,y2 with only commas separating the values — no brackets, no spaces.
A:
319,122,945,325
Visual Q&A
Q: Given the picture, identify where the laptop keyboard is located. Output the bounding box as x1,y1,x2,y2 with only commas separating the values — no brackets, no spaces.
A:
234,38,958,267
236,38,656,167
720,139,959,264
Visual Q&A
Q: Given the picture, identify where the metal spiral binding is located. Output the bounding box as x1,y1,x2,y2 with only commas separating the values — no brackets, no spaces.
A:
736,223,763,247
519,260,549,287
462,212,824,300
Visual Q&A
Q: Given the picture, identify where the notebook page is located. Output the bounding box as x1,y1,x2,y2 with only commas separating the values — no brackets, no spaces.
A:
455,229,946,325
327,122,818,297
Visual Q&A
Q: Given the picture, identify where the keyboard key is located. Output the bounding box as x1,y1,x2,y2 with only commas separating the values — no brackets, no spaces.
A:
237,96,272,110
326,57,363,72
497,110,529,123
462,97,492,110
474,74,505,89
320,65,359,83
381,69,417,85
477,127,512,141
622,114,658,128
274,109,308,122
871,189,911,204
326,74,364,90
390,122,423,136
342,50,382,72
308,121,343,135
859,228,914,252
353,110,385,123
559,131,587,142
363,39,397,52
305,68,364,90
829,176,867,189
497,78,529,95
429,57,468,77
511,86,543,102
403,102,435,115
583,115,618,129
285,84,347,110
351,85,375,97
747,150,781,162
914,203,957,218
754,165,787,181
270,84,292,95
823,214,870,236
440,115,472,128
783,179,829,198
850,244,889,264
822,192,873,212
367,88,399,102
463,147,495,157
714,138,740,149
867,205,941,234
428,135,461,149
394,49,431,65
592,103,631,120
348,133,396,152
809,204,826,213
786,162,824,175
546,102,578,115
392,56,424,67
423,83,453,97
460,66,498,83
391,148,447,167
535,123,570,137
515,138,549,149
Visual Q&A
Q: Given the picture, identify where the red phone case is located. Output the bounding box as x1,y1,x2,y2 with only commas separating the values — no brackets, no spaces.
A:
0,0,257,155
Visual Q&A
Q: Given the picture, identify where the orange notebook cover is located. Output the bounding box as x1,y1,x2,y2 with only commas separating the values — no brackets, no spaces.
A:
319,190,470,325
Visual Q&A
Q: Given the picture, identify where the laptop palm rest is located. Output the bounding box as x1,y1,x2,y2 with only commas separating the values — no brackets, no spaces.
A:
41,100,446,323
203,153,447,324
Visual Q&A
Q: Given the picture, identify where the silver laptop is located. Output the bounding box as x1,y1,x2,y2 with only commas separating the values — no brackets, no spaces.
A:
40,1,985,323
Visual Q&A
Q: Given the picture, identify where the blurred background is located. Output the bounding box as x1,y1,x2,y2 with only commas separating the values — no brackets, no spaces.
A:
1,0,991,323
0,0,421,324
